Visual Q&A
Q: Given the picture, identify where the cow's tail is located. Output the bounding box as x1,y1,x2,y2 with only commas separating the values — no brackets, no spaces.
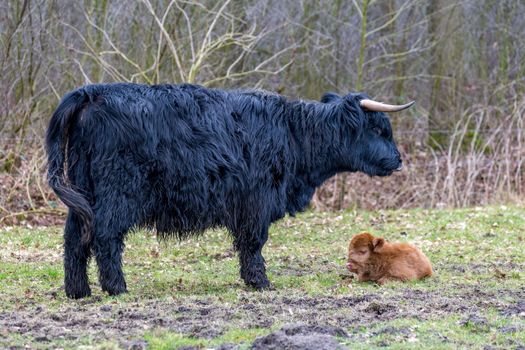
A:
46,89,93,245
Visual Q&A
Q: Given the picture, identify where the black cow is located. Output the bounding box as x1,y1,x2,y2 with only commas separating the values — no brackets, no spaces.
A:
46,83,413,298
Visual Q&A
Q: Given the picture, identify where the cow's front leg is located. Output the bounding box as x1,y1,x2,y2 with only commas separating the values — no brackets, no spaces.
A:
234,226,271,290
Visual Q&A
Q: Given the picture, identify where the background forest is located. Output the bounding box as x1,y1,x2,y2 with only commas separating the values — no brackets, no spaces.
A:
1,0,524,224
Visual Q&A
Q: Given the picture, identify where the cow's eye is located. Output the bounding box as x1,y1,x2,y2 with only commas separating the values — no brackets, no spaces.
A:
373,127,382,136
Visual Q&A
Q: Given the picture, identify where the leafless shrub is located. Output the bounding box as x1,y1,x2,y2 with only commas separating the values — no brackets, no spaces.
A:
1,0,524,224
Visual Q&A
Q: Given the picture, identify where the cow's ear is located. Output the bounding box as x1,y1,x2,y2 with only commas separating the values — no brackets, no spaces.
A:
321,92,341,103
341,94,366,130
372,237,385,251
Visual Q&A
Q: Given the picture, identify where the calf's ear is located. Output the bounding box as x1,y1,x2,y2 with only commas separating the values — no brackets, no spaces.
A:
372,238,385,251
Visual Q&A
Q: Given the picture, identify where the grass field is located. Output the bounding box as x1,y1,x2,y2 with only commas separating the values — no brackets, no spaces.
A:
1,206,524,349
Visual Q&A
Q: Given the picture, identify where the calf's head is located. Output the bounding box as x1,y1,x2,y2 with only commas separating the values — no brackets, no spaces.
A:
321,93,414,177
346,232,385,273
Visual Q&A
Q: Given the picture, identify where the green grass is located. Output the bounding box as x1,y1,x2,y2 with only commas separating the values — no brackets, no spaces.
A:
0,205,524,349
145,328,270,350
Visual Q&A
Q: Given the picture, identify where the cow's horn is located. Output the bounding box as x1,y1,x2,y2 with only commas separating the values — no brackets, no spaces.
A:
360,99,415,112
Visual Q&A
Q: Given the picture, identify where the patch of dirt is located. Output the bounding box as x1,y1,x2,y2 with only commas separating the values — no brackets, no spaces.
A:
121,339,148,349
441,262,525,276
363,301,396,316
500,299,525,317
372,326,411,337
0,285,523,349
459,314,490,332
251,324,348,350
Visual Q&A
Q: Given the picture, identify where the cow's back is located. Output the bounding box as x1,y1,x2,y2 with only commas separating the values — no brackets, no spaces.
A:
73,83,288,237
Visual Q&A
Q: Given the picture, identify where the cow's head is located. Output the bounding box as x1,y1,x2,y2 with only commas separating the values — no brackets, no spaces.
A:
321,92,414,177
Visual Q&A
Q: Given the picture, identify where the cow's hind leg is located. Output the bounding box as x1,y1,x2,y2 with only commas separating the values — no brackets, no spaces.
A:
92,208,133,296
64,211,92,299
234,226,271,290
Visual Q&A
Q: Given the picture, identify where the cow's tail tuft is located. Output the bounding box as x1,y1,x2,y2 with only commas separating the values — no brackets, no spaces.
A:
46,89,93,245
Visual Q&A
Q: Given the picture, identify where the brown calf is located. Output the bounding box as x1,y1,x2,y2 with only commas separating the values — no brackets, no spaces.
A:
347,232,432,284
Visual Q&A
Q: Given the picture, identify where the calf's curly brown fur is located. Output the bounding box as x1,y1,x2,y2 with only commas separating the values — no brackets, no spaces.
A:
347,232,432,284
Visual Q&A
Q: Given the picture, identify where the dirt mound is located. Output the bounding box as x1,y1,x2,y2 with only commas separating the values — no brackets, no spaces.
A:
251,323,348,350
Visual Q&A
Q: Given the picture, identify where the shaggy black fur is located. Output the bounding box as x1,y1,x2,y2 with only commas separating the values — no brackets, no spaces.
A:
46,83,403,298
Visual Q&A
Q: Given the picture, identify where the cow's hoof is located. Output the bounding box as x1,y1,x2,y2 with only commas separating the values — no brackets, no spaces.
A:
101,281,127,296
246,278,274,291
103,285,127,296
106,287,127,296
255,283,275,291
65,285,92,299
